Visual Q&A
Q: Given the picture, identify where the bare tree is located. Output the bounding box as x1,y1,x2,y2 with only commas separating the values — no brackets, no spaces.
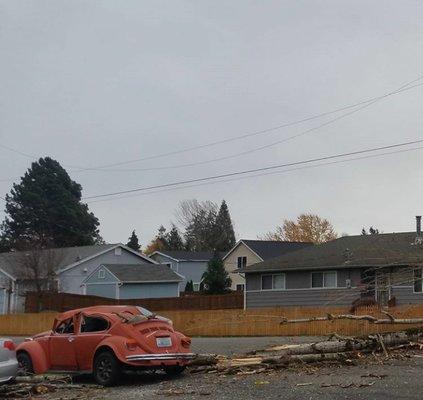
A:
174,199,218,229
12,244,66,311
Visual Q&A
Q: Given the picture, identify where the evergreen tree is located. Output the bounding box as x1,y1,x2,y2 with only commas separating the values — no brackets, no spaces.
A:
213,200,236,251
1,157,101,250
165,225,185,250
126,230,141,251
184,280,194,292
201,251,232,294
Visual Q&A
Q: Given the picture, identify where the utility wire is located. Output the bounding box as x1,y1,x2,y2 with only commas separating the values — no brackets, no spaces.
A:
88,146,423,204
85,143,423,204
77,80,423,173
83,138,423,201
1,76,423,175
88,93,390,173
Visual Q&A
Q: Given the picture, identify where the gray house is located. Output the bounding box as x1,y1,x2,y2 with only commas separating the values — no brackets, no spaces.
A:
150,250,218,292
239,224,423,309
81,263,183,299
0,243,155,313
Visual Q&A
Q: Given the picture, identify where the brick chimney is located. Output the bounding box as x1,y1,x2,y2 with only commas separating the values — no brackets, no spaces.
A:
416,216,421,236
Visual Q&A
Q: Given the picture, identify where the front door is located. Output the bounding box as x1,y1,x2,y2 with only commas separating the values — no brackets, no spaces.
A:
49,317,78,370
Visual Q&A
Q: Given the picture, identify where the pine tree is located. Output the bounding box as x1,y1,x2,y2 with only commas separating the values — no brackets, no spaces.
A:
126,230,140,251
213,200,236,252
1,157,101,250
184,280,194,292
201,251,232,294
165,225,185,250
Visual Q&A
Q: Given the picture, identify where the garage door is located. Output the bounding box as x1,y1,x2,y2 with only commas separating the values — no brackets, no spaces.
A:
0,289,5,315
86,284,116,298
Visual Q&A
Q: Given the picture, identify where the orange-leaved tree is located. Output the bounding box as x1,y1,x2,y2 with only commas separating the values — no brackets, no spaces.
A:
263,213,338,244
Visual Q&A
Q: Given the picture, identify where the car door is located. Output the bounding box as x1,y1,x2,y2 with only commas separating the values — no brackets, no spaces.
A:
73,314,111,371
49,317,78,371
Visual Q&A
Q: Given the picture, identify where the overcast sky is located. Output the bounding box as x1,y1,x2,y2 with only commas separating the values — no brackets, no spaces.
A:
1,1,423,247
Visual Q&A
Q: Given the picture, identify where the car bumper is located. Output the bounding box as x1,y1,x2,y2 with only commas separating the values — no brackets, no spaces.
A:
126,353,196,362
0,359,19,384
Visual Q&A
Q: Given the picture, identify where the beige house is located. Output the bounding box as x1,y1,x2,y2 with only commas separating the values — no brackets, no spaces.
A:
223,240,312,291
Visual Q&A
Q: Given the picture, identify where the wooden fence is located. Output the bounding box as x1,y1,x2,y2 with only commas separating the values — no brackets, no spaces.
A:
3,305,423,337
24,291,243,313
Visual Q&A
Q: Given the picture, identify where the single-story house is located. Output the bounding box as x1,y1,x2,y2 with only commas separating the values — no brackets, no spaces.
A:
150,250,222,292
223,240,313,291
0,243,155,313
81,263,183,299
238,221,423,309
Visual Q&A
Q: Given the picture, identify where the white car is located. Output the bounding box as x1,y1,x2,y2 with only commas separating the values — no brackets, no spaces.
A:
0,339,18,383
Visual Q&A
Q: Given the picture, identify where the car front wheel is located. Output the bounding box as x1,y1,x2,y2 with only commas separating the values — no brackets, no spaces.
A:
17,352,34,375
93,351,122,386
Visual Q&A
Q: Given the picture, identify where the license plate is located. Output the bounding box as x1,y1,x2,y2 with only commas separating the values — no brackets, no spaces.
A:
156,337,172,347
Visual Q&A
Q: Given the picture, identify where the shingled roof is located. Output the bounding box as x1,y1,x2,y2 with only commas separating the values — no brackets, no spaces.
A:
238,232,423,273
152,250,224,261
0,244,153,279
101,263,183,282
238,240,312,260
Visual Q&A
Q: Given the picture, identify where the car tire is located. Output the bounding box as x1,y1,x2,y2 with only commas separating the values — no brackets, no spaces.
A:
17,352,34,375
163,365,186,376
93,351,122,386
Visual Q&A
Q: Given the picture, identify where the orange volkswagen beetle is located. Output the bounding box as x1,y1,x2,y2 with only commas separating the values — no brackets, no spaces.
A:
16,305,194,386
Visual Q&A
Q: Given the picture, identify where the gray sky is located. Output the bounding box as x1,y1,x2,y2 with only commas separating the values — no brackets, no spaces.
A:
1,1,423,247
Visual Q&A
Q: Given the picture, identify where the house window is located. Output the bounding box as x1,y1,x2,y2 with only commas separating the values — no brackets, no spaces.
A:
312,271,337,288
261,274,285,290
236,284,245,291
237,256,247,269
114,247,122,256
98,269,106,279
193,283,200,292
414,268,423,293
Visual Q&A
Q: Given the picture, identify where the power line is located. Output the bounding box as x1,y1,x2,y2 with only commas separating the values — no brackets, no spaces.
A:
70,80,423,172
1,76,423,175
87,92,392,173
85,143,423,204
83,138,423,201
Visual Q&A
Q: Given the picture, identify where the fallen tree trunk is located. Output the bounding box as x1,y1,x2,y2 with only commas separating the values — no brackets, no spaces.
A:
280,313,423,325
188,329,423,373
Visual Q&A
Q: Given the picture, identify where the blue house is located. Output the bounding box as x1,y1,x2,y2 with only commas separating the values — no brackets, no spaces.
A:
81,263,183,299
0,243,156,313
150,250,218,292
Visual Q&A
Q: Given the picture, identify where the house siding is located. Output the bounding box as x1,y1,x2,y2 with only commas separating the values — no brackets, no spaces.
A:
150,254,207,291
245,269,363,308
224,244,262,290
58,248,151,294
119,282,179,299
84,267,119,284
86,283,117,298
0,269,12,314
392,286,423,305
246,288,362,308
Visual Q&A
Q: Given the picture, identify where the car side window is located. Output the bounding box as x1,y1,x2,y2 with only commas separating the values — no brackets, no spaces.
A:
55,318,74,334
80,316,110,333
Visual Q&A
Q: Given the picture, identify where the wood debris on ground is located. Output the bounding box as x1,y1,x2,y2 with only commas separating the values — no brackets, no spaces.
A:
0,374,103,399
188,328,423,375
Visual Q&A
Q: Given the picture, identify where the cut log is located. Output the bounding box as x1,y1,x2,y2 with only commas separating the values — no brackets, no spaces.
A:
187,329,423,374
280,313,423,325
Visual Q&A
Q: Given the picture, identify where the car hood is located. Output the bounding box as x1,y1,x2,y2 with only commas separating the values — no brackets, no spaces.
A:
31,330,53,339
